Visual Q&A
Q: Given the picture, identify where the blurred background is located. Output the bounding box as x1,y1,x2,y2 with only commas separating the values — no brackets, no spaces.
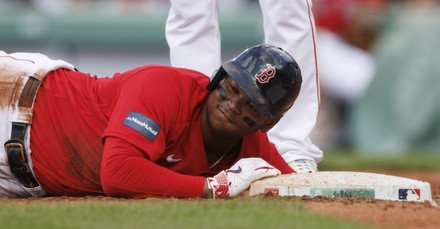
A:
1,0,439,157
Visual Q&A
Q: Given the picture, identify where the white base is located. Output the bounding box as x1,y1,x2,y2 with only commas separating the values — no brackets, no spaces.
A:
249,171,433,202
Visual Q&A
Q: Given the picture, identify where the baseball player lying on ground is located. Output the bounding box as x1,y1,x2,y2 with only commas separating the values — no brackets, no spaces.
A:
0,45,302,199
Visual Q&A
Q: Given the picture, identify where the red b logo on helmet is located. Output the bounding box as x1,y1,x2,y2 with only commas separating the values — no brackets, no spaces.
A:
255,64,276,83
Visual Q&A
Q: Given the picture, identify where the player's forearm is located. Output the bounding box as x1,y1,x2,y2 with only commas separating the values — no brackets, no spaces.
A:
272,151,295,174
101,137,205,198
101,158,205,198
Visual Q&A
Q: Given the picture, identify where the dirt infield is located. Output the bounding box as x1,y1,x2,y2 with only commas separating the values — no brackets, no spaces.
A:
303,171,440,229
6,170,439,229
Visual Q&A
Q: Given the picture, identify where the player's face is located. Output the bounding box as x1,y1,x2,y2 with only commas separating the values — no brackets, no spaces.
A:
204,76,273,138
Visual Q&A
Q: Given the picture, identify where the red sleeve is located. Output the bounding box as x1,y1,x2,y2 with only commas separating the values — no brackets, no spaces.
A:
100,137,205,198
272,146,295,174
268,143,295,174
241,132,294,174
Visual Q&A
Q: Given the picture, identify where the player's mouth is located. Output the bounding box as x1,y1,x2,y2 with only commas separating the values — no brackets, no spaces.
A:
217,106,236,124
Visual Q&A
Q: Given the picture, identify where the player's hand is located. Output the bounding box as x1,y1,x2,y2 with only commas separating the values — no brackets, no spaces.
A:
206,157,281,199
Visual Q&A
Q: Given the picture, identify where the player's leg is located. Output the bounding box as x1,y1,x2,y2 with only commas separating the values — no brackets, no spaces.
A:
259,0,323,172
165,0,221,76
0,52,53,197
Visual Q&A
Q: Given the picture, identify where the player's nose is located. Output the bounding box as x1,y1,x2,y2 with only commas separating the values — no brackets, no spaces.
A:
226,93,245,115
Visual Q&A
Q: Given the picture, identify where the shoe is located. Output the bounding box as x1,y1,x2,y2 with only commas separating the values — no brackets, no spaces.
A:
289,159,318,173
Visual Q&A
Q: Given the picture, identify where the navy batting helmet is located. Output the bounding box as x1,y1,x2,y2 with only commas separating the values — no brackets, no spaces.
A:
207,44,302,117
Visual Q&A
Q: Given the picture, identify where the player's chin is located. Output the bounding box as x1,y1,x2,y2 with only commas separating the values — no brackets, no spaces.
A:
208,120,241,138
211,121,237,134
215,122,258,139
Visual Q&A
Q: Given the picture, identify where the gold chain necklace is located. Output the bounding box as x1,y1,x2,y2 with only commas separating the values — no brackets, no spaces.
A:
208,152,228,169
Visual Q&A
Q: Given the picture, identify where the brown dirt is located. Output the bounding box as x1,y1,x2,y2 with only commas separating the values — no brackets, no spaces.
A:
302,170,440,229
7,170,440,229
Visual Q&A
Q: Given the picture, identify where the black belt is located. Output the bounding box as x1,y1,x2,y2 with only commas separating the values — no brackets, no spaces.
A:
4,77,41,188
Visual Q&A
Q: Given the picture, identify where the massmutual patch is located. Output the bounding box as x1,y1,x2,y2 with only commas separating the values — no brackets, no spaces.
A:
123,111,161,142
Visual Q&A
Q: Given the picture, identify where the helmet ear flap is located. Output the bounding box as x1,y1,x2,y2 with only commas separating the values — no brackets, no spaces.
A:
206,67,226,91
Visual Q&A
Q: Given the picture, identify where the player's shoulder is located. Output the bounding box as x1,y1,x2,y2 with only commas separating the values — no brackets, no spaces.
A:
120,64,209,88
243,130,271,148
241,130,277,159
245,129,267,138
155,65,210,88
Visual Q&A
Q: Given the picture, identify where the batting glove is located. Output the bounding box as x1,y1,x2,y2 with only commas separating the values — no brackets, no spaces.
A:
206,157,281,199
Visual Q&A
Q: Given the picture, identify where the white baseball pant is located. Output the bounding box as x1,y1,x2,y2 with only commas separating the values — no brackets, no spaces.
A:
0,51,74,197
165,0,323,164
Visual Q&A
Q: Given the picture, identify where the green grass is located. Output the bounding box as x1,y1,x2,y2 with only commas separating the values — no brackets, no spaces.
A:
0,197,376,229
320,150,440,171
2,152,438,229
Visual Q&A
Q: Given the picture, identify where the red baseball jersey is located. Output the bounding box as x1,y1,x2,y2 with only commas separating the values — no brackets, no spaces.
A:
31,66,293,198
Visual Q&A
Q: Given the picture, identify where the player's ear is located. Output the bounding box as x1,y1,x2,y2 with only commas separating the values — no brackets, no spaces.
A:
260,117,281,133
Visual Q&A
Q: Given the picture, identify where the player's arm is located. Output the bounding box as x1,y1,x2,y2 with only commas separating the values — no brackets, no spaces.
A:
101,137,275,199
269,143,296,174
249,134,295,174
101,136,205,198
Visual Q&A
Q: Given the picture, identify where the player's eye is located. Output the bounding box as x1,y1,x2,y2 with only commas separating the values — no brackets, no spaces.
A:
217,85,227,99
229,83,239,94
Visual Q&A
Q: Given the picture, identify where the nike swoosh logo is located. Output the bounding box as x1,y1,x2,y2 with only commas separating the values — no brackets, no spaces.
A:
226,166,242,174
255,166,275,172
166,154,181,163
